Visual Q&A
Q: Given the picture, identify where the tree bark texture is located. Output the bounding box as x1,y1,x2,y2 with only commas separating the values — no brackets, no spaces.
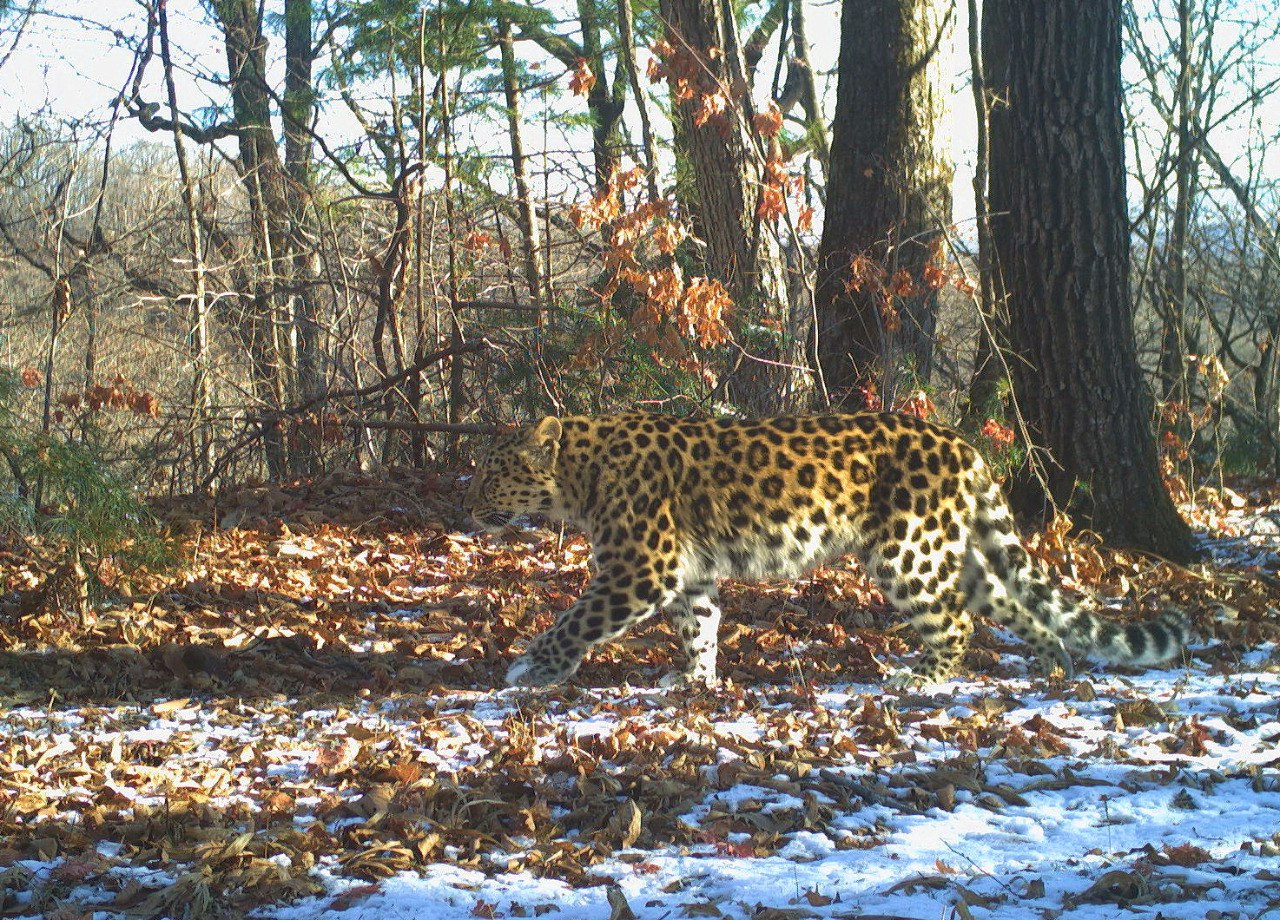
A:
986,0,1195,561
658,0,796,413
1157,0,1195,432
615,0,661,203
210,0,292,475
157,0,214,486
814,0,954,410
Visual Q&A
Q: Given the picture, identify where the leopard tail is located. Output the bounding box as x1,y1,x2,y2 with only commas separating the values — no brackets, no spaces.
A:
971,473,1190,667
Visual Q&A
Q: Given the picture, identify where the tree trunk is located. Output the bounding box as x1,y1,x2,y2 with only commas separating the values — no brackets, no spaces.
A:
209,0,296,477
578,0,626,190
963,0,1006,422
615,0,661,203
814,0,954,410
741,0,827,167
658,0,797,414
284,0,324,473
986,0,1195,561
1256,305,1280,469
497,18,545,302
515,11,627,193
210,0,326,477
158,0,214,488
784,0,828,168
1156,0,1196,482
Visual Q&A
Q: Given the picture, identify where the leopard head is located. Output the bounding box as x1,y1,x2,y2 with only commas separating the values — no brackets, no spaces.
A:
463,417,564,531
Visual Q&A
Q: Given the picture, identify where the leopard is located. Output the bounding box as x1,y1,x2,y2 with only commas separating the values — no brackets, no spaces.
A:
463,412,1189,689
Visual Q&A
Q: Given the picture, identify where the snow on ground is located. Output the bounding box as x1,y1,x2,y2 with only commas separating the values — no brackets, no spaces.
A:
4,658,1280,920
2,500,1279,919
1194,488,1280,571
264,668,1280,920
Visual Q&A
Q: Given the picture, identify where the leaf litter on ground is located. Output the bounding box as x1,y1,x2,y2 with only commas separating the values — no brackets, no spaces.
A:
0,472,1277,918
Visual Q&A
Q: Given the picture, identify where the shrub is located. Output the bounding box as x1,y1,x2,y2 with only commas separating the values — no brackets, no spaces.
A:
0,366,173,616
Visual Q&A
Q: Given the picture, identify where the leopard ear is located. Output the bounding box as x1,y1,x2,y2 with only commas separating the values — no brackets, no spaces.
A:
529,416,563,462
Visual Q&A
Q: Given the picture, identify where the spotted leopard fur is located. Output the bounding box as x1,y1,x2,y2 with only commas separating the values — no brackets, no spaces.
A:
464,412,1188,688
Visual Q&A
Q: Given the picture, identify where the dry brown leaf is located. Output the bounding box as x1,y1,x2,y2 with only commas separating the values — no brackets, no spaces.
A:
610,799,643,849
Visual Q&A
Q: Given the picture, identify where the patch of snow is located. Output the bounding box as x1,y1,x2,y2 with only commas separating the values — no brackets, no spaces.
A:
5,650,1280,919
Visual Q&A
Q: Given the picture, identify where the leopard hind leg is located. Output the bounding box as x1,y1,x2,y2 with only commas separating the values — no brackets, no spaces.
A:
866,534,973,685
662,580,722,687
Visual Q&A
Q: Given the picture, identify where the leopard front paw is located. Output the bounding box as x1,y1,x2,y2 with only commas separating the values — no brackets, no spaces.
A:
657,670,721,690
1041,638,1075,680
885,666,938,691
505,648,580,688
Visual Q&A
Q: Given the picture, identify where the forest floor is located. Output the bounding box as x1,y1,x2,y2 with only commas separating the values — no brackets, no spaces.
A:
1,471,1279,919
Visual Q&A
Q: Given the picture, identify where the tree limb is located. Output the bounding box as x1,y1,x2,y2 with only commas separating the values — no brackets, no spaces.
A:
129,100,241,144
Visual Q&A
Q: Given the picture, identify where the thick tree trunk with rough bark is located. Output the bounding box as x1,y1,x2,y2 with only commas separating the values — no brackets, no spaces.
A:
658,0,796,413
210,0,292,476
814,0,954,410
986,0,1195,561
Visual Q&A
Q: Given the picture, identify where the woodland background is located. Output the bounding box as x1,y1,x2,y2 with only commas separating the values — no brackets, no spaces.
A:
1,4,1280,919
0,0,1277,560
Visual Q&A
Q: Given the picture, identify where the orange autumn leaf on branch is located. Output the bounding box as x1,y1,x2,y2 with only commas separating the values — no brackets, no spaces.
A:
923,261,947,290
756,183,786,222
614,166,644,194
569,58,596,96
889,268,916,298
646,39,677,83
645,56,664,83
571,166,648,230
567,161,731,370
653,220,688,255
651,38,723,109
845,253,885,294
752,101,783,138
49,374,163,418
679,277,733,348
463,230,493,252
128,391,162,418
896,390,935,420
692,89,729,128
981,418,1016,446
878,294,902,333
757,158,800,223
